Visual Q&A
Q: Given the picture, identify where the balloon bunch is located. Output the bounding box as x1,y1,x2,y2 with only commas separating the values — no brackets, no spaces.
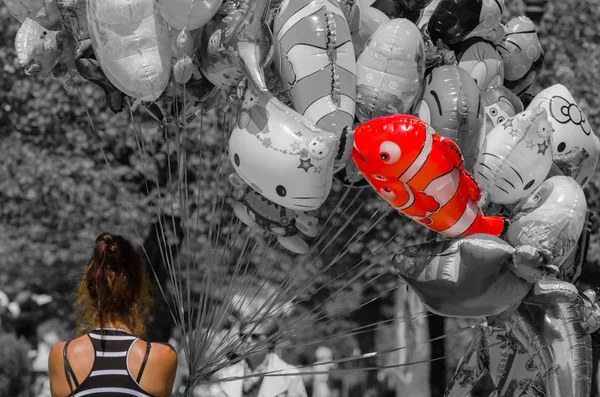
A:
6,0,600,393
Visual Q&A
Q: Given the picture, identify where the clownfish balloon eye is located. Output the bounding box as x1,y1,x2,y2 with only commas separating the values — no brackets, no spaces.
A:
379,141,401,164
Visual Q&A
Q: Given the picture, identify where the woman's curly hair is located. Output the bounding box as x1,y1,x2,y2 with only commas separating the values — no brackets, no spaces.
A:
75,233,153,337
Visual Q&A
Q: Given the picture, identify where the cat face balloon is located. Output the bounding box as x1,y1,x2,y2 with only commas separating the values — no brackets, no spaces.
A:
474,106,554,204
507,176,587,268
528,84,600,187
229,88,339,211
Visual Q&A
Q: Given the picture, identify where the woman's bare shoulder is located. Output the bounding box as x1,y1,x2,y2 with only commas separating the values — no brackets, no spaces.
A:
150,342,178,362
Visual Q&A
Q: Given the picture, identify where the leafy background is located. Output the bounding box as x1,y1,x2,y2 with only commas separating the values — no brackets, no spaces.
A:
1,0,600,396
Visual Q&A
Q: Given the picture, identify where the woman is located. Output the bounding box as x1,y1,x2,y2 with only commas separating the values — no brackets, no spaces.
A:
48,233,178,397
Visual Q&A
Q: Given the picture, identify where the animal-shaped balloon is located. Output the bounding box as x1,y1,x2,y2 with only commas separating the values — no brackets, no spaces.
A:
273,0,357,136
86,0,172,101
474,107,554,205
229,88,340,211
497,16,544,96
229,176,320,254
156,0,222,30
427,0,504,47
481,85,523,134
454,38,504,90
355,18,425,123
15,18,76,75
4,0,62,28
391,234,534,317
414,65,485,171
528,84,600,187
351,114,506,237
197,0,271,93
507,176,587,270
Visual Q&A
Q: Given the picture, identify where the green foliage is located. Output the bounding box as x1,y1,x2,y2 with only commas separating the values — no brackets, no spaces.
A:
2,0,600,395
0,333,31,397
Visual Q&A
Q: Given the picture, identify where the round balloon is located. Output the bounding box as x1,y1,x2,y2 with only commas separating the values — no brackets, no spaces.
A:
355,18,425,123
229,88,339,212
427,0,504,46
369,0,422,20
497,16,544,96
86,0,172,101
527,84,600,187
414,65,485,171
507,176,587,269
474,107,554,205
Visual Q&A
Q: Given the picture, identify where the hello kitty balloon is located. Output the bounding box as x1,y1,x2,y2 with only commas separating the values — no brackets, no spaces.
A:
528,84,600,187
229,88,340,211
474,106,554,205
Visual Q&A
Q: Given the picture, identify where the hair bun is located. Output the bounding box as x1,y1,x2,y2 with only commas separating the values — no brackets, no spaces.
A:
95,232,114,245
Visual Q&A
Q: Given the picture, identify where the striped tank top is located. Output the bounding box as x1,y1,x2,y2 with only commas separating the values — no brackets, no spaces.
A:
63,328,155,397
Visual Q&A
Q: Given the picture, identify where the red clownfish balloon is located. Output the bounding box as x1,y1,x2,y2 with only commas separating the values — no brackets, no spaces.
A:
351,114,506,237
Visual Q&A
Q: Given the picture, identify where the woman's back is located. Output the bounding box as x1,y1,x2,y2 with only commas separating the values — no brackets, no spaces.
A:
49,328,177,397
47,232,178,397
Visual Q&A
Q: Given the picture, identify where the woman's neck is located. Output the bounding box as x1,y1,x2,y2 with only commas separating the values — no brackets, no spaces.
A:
95,321,133,333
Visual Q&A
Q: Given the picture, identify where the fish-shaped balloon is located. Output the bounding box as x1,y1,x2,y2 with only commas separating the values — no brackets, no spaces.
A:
527,84,600,187
414,65,485,172
355,18,425,123
273,0,357,135
474,106,554,205
351,114,506,237
229,88,340,211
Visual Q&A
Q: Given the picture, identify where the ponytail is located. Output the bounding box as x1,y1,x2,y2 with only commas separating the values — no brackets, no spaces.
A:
75,233,153,337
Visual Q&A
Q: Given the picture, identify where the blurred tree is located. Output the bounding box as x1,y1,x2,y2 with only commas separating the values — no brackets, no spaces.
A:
0,332,32,397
